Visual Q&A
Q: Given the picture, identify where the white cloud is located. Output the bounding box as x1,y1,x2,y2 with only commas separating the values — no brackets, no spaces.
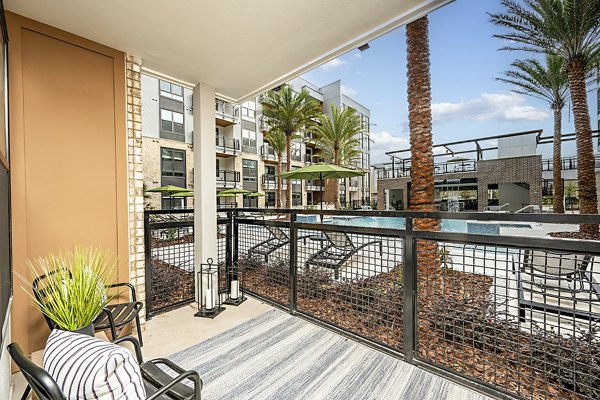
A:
370,131,409,164
320,57,349,71
341,84,357,97
432,92,549,123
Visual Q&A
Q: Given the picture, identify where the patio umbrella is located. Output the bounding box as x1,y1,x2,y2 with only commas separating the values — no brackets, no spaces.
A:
219,188,252,195
146,185,192,209
279,163,365,211
172,191,194,197
245,192,265,197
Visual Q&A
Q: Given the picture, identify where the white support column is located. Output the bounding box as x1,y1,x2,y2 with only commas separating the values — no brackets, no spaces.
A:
193,83,217,268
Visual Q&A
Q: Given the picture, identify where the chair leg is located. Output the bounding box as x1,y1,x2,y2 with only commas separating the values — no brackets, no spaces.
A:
135,314,144,347
20,385,31,400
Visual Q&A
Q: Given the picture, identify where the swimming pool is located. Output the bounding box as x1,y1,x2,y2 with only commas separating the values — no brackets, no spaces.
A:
296,215,532,235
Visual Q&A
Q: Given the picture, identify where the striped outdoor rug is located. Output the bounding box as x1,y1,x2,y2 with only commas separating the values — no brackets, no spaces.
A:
168,309,490,400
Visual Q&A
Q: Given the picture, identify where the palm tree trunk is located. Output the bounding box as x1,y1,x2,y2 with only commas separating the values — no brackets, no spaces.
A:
334,148,341,209
277,157,283,208
406,16,439,232
567,62,598,235
552,108,564,214
286,133,292,208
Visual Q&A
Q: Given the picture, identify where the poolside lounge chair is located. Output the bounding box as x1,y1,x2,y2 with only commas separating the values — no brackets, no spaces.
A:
512,250,600,323
248,226,315,262
305,232,382,279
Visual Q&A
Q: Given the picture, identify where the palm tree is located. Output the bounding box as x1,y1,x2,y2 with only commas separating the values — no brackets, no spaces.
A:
263,128,295,208
311,104,362,209
261,85,321,208
490,0,600,235
497,56,569,213
406,16,439,232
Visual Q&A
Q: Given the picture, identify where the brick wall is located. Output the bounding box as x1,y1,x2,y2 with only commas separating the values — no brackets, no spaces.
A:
376,155,543,211
126,55,146,324
142,137,195,210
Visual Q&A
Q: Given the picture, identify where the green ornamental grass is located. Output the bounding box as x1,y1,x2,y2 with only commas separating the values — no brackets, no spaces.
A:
23,246,118,331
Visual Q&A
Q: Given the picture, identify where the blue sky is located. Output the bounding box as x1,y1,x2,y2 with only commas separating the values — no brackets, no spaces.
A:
301,0,597,164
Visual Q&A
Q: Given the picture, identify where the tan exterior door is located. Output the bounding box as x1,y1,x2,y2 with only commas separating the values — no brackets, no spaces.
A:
8,13,128,354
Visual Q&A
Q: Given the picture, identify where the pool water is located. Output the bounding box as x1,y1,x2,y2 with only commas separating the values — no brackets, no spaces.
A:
296,215,532,235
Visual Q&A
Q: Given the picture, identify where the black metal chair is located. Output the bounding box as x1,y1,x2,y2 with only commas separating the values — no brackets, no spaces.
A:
305,231,382,279
8,337,202,400
32,270,145,345
512,250,600,322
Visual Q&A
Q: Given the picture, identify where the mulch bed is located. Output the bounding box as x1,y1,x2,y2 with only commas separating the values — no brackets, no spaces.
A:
151,259,194,312
239,257,598,400
549,231,600,241
151,233,195,248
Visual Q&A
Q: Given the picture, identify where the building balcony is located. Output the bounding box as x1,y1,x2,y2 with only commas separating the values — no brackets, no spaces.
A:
262,173,286,190
542,154,600,172
215,99,239,127
216,169,240,188
260,144,277,162
377,159,477,179
304,180,321,191
216,135,240,156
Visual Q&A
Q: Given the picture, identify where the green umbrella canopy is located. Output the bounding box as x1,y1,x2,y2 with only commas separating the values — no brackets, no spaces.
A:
172,191,194,197
145,185,192,195
246,192,266,197
217,192,238,198
279,163,365,180
446,157,470,164
219,188,253,195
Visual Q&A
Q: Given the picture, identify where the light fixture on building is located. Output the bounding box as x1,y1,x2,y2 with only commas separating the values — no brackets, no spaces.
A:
358,43,370,52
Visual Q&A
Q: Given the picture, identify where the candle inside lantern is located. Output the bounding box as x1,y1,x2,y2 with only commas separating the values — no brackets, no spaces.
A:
230,280,240,299
205,288,215,310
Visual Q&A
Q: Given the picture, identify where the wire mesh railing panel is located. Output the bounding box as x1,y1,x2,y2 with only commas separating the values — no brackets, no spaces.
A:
148,223,195,316
236,221,290,309
415,239,600,400
295,227,405,352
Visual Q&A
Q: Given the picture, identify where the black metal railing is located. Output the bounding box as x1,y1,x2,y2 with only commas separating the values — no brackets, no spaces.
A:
260,144,277,159
216,169,240,186
144,209,231,317
542,154,600,171
262,173,284,188
231,209,600,400
215,136,240,153
378,160,477,179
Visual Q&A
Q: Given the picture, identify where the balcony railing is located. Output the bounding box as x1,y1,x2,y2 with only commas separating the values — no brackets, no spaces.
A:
260,144,277,161
262,173,286,190
215,99,239,119
378,160,477,179
542,154,600,171
216,169,240,188
215,135,240,154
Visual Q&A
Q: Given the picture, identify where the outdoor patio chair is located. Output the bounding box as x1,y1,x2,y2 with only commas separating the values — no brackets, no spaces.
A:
248,225,315,262
8,336,202,400
512,250,600,323
305,231,383,279
33,270,145,345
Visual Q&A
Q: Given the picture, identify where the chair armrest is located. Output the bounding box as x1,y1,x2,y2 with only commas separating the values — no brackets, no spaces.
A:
98,307,118,339
148,358,186,374
106,282,138,302
145,370,202,400
112,336,144,364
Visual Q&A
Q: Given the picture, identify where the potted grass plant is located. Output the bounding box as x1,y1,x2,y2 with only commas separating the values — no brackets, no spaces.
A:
22,246,118,336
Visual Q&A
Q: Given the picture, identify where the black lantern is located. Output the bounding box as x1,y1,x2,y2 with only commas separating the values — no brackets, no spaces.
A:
223,261,247,306
195,258,225,318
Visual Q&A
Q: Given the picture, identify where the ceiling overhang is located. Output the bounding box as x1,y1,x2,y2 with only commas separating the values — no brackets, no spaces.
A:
5,0,454,103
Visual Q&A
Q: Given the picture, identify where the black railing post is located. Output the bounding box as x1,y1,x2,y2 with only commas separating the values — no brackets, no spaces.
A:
233,209,239,266
226,210,233,286
402,216,416,363
289,211,298,314
143,211,153,320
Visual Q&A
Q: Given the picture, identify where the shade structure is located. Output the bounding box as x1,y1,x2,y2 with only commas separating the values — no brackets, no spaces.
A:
219,188,253,195
145,185,192,195
279,163,365,211
446,157,470,163
172,191,194,197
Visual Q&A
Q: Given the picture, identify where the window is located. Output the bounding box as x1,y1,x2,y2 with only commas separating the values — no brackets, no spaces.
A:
265,165,275,176
266,192,276,208
242,159,257,182
160,80,184,102
291,141,301,161
241,101,256,120
161,148,186,177
161,109,184,134
242,128,256,148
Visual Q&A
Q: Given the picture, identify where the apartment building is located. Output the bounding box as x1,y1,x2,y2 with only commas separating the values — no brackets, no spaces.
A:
141,75,371,209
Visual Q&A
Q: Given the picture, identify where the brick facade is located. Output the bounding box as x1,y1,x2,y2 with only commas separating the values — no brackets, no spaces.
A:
125,55,146,324
377,155,543,212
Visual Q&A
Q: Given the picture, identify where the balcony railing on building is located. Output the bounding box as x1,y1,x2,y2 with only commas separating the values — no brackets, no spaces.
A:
215,99,239,127
542,154,600,172
378,159,477,179
262,173,286,190
348,179,359,191
215,135,240,155
260,144,277,161
216,169,240,188
304,180,321,191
